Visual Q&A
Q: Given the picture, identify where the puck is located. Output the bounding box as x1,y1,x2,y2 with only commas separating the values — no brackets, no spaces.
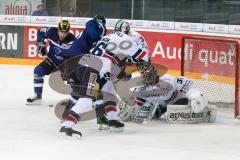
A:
49,104,54,107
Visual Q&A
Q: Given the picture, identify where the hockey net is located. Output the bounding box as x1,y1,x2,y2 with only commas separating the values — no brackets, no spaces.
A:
181,36,240,118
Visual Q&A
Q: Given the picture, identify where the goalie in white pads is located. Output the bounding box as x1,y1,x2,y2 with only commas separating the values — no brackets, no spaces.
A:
119,62,216,123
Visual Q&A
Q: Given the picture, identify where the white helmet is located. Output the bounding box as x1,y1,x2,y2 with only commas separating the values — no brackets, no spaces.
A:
114,20,130,34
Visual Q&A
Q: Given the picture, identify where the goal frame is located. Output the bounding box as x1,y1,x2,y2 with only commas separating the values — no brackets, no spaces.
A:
181,36,240,118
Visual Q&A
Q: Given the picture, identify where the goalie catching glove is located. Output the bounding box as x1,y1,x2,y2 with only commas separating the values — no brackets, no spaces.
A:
186,88,208,113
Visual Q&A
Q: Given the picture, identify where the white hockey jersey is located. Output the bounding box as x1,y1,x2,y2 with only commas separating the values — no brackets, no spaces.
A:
129,30,149,53
132,74,194,106
90,31,149,78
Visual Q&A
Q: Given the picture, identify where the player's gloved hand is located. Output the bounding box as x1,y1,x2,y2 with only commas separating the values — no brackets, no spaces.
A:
37,42,47,56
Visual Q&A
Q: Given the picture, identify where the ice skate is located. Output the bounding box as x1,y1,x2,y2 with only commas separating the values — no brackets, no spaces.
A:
97,115,109,130
108,120,124,132
26,94,42,105
59,126,82,139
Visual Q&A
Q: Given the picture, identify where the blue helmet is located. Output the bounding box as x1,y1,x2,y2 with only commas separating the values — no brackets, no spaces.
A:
93,14,106,37
84,15,107,43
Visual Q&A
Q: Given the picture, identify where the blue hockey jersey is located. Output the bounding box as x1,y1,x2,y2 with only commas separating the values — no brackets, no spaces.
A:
59,19,106,57
37,27,75,65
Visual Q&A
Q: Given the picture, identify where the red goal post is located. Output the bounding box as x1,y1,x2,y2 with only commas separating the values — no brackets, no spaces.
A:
181,36,240,118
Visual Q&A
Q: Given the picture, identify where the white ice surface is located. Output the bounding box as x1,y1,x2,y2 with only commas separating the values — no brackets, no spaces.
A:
0,65,240,160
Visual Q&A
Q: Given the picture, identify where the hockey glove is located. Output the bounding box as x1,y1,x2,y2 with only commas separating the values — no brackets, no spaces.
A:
37,42,47,56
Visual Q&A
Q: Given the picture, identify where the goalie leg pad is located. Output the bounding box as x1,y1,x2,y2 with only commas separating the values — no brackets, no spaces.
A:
118,101,135,121
166,104,216,123
203,105,217,123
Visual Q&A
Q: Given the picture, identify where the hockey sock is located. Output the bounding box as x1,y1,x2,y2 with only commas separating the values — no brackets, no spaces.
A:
63,110,80,128
34,75,44,96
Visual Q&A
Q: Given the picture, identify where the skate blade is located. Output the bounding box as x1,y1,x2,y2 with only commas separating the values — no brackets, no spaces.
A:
98,124,110,130
26,100,42,106
109,127,124,133
59,132,82,140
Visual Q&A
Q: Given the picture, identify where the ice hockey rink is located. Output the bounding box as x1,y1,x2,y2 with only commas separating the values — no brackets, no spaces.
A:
0,64,240,160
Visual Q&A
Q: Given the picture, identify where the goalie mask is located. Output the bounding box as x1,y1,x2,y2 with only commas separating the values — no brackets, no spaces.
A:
114,20,130,34
137,61,159,86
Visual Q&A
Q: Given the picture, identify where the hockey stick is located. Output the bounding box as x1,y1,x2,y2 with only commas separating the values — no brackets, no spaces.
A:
147,101,159,121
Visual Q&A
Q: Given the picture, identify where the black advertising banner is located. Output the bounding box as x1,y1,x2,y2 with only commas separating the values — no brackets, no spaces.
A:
0,25,23,58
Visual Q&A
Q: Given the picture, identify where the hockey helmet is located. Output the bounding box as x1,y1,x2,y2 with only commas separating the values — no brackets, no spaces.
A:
58,20,70,33
137,61,159,86
114,20,130,34
93,14,106,26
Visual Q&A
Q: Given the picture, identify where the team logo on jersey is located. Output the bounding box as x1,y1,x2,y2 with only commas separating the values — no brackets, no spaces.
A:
54,47,62,55
86,72,98,97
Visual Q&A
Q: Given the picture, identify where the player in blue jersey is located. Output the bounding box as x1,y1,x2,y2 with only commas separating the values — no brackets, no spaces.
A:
59,15,106,58
27,15,107,105
26,20,75,105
